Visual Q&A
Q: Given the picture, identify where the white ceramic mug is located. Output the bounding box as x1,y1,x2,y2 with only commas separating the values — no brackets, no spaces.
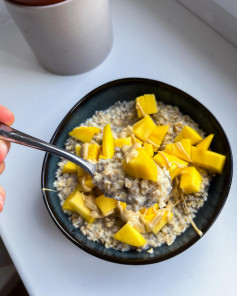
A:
4,0,113,75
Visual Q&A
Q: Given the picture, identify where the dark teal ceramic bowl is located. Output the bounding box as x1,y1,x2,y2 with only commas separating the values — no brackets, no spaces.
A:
41,78,232,265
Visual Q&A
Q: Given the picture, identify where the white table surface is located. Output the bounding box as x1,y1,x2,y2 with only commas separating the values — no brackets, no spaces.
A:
0,0,237,295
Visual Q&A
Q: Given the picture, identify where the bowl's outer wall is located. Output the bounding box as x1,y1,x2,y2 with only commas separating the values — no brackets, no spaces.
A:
42,78,232,264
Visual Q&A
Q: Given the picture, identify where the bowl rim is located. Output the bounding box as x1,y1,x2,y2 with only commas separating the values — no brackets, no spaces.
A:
41,77,233,265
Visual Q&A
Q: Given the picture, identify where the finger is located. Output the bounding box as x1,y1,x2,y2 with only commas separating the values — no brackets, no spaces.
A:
0,105,15,126
0,162,5,175
0,186,6,213
0,140,11,163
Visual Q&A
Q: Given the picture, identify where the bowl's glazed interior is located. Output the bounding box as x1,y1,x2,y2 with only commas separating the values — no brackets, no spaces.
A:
41,78,232,265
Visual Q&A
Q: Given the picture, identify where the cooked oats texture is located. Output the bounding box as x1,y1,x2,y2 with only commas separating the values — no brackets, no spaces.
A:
54,99,213,252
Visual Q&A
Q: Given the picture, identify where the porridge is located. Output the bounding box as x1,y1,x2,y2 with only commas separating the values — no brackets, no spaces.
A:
54,94,226,251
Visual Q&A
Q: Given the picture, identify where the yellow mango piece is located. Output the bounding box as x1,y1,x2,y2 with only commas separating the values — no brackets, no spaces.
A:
81,143,100,162
143,143,154,157
174,125,203,145
153,151,188,180
139,204,159,222
131,136,143,145
180,166,202,194
144,94,158,115
191,146,226,173
164,139,191,162
114,137,132,148
113,222,147,247
152,210,173,234
101,123,114,159
69,126,100,143
169,167,182,180
133,115,156,142
95,194,117,216
196,134,214,150
62,161,78,174
122,148,158,181
75,145,81,156
135,94,158,118
119,201,127,210
79,174,95,191
146,125,169,151
62,189,95,223
74,145,84,177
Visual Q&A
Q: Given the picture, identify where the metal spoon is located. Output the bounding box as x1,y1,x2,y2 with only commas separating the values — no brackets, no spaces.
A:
0,123,95,176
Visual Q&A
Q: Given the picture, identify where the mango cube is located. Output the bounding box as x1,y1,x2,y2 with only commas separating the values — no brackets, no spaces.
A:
95,194,117,216
122,148,158,181
174,125,203,145
62,189,95,223
191,146,226,173
114,137,132,148
152,210,173,234
153,151,188,180
146,125,169,151
62,161,78,174
135,94,158,118
75,145,84,177
101,123,114,159
79,174,95,191
139,204,159,222
133,115,156,142
81,143,100,162
69,126,100,143
113,222,147,247
196,134,214,150
164,139,191,162
119,201,127,210
180,166,202,194
143,143,154,157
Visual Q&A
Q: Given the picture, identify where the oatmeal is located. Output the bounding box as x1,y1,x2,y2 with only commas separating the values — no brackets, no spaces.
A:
93,146,172,211
54,95,226,252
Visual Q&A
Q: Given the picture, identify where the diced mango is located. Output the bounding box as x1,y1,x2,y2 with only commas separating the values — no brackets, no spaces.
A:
62,189,95,223
79,174,95,191
122,148,158,181
114,137,132,148
135,94,158,118
174,125,203,145
133,115,156,142
119,201,127,210
101,123,114,159
62,161,78,174
113,222,147,247
152,210,173,234
144,94,158,115
191,146,226,173
196,134,214,150
143,143,154,157
139,204,159,222
81,143,100,162
75,145,81,156
75,145,84,177
146,125,169,151
164,139,191,162
69,126,100,142
131,136,143,145
95,194,117,216
180,166,202,194
153,151,188,180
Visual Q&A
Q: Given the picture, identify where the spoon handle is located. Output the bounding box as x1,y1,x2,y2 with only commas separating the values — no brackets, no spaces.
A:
0,123,94,176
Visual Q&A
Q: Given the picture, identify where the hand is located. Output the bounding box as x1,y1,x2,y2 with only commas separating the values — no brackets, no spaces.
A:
0,105,15,212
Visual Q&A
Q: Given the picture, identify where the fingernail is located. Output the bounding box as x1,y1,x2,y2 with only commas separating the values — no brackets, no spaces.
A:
0,195,5,212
